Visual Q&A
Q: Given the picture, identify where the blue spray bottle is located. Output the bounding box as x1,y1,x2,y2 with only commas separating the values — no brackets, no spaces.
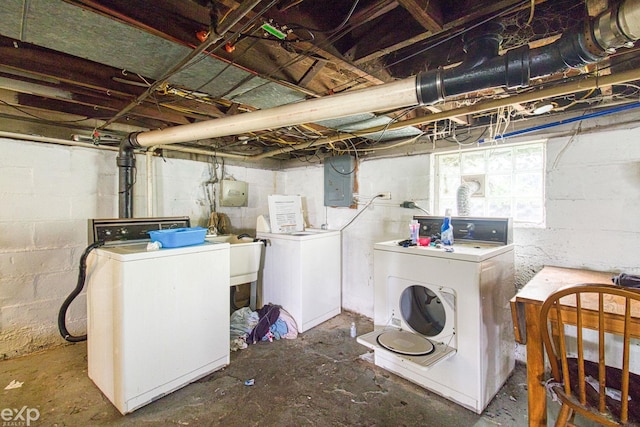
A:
441,208,454,246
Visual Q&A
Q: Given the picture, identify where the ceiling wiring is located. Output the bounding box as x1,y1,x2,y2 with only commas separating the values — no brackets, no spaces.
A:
3,0,640,163
525,0,536,26
95,0,280,131
0,98,102,124
221,0,384,102
286,0,360,34
328,0,531,95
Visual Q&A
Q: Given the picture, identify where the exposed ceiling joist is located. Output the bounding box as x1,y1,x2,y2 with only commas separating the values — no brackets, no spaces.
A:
0,0,639,164
397,0,443,32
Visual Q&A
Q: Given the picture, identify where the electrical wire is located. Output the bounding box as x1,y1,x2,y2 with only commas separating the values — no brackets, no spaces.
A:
0,99,96,123
339,194,383,231
329,0,531,94
327,142,358,175
413,204,431,215
222,0,374,102
286,0,360,33
551,119,582,170
339,105,422,144
97,0,280,131
118,166,137,195
526,0,536,25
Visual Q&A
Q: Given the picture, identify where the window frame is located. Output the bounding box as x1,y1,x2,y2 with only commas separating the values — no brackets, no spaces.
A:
431,140,547,227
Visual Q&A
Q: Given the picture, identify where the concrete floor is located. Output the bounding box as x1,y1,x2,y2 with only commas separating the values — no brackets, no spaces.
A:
1,312,532,426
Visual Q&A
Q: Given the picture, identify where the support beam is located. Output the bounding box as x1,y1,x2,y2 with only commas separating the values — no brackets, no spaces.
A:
297,58,328,88
397,0,443,32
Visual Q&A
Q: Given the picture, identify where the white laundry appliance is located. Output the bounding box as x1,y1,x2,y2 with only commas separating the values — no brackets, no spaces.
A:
256,195,341,332
86,218,230,414
358,216,515,414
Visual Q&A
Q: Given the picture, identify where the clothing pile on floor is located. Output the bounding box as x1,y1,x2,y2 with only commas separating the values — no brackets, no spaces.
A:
230,304,298,351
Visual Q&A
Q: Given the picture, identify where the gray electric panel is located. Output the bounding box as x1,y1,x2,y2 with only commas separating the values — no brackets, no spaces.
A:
324,155,355,207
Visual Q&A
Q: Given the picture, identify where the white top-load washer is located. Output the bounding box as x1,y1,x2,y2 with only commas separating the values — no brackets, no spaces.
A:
358,216,515,414
256,195,341,333
86,218,230,414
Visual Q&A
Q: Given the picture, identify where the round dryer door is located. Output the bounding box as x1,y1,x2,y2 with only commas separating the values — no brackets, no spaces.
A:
400,285,448,338
384,277,457,349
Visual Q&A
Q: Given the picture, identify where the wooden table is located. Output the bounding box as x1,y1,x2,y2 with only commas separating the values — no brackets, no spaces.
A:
510,266,616,427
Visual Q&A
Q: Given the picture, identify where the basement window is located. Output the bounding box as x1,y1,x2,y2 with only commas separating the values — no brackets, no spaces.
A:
433,140,546,226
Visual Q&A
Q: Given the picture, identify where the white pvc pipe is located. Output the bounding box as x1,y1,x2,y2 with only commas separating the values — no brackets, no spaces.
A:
0,130,119,151
135,76,420,147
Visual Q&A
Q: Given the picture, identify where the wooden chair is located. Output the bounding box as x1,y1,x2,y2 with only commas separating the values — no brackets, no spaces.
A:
539,283,640,426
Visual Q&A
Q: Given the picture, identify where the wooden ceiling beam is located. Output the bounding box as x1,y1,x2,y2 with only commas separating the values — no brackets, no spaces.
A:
216,0,387,86
356,0,550,65
297,58,328,88
0,41,146,97
0,76,193,125
397,0,443,32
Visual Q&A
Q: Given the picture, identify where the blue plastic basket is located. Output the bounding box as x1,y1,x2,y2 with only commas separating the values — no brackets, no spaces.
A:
148,227,207,248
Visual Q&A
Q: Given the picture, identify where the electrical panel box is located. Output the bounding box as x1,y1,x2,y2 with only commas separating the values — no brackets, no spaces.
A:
324,155,355,207
220,180,248,207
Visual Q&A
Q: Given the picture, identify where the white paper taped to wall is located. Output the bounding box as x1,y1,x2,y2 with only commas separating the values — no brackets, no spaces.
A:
268,195,304,233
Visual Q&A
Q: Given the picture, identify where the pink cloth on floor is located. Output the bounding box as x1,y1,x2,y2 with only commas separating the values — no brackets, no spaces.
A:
278,308,298,339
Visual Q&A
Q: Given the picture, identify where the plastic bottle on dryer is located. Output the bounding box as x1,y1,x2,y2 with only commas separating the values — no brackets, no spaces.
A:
441,208,454,246
409,219,420,245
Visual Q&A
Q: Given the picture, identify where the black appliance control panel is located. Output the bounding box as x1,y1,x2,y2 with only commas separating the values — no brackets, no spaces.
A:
89,217,191,244
413,215,512,245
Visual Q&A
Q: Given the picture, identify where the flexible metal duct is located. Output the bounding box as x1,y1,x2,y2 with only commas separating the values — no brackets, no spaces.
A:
118,0,640,217
456,181,481,217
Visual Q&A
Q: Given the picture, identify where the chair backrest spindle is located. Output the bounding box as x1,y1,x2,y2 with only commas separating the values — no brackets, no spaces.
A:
540,283,640,426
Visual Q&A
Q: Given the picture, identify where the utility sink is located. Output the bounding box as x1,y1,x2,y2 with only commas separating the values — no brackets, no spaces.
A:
205,235,263,286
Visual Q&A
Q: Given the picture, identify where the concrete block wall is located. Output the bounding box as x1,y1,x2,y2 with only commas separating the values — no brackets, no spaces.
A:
515,124,640,285
281,115,640,319
3,110,640,359
283,155,431,317
153,156,276,234
0,138,277,358
0,139,119,358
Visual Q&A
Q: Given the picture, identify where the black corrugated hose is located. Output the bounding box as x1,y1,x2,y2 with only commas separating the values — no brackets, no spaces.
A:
57,240,105,342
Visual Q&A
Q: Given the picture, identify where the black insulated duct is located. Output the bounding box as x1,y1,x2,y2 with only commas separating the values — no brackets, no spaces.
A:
417,0,640,105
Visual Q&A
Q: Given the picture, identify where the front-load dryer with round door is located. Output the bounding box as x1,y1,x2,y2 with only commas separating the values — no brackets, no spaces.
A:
359,277,458,367
358,217,515,414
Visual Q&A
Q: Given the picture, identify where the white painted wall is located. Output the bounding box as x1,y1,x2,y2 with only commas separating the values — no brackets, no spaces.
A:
515,123,640,284
2,110,640,359
0,138,276,358
280,114,640,320
282,155,431,317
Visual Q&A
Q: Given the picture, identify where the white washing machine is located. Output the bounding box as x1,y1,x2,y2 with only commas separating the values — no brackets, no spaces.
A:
256,195,341,332
86,218,230,414
256,228,341,333
358,216,515,414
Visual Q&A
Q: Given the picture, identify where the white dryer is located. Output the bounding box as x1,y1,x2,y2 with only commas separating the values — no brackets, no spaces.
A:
358,216,515,414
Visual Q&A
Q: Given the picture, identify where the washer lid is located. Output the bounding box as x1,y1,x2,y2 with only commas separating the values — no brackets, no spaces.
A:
376,330,435,356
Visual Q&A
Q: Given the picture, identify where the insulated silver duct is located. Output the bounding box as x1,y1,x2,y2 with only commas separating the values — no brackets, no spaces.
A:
456,181,481,217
